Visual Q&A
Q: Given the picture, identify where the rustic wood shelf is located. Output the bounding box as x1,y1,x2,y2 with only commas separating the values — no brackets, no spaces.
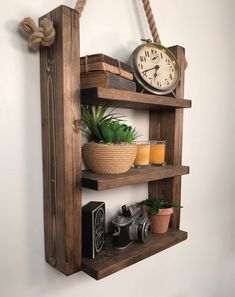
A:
82,229,187,280
81,87,191,110
82,165,189,191
39,6,189,278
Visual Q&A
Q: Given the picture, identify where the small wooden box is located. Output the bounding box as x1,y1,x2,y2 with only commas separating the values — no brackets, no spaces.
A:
81,71,136,92
80,54,134,80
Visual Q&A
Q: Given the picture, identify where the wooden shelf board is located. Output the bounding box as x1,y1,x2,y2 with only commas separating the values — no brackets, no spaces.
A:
82,229,187,280
82,165,189,191
81,87,191,110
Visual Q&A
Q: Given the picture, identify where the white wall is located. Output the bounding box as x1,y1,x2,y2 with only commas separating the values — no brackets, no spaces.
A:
0,0,234,296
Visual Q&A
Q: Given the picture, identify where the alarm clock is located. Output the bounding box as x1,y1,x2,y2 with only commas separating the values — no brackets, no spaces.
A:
130,40,180,95
82,201,105,258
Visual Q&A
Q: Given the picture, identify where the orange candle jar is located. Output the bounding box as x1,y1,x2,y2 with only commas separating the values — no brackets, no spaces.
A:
150,141,166,166
133,142,150,168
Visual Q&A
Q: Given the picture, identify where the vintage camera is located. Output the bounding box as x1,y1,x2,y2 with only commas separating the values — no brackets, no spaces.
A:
112,204,151,249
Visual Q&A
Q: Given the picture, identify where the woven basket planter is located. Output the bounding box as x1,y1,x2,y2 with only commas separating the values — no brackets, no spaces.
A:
83,142,137,174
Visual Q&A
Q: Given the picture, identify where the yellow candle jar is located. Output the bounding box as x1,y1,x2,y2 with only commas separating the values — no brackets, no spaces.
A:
150,141,166,166
133,142,150,168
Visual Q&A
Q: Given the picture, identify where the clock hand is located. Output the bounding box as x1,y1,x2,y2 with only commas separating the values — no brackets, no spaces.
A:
155,65,160,76
152,56,160,62
142,65,160,74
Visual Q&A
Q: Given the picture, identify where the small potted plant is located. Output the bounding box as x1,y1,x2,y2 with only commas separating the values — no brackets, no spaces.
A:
81,105,138,174
139,198,182,234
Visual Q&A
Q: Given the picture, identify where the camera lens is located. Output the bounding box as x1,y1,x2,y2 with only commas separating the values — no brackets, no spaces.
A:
144,223,151,239
135,216,151,242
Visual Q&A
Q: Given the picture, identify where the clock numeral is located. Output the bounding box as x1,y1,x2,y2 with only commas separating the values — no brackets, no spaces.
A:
142,72,147,78
140,56,147,63
157,81,162,88
169,74,173,80
165,79,170,86
166,58,171,65
145,51,150,58
151,49,157,55
160,53,163,59
138,63,144,70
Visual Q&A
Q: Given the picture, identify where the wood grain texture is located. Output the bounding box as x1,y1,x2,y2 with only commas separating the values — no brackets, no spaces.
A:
40,5,81,275
148,178,173,201
82,165,189,191
81,87,191,110
80,53,133,74
149,46,186,229
81,72,136,92
82,230,187,280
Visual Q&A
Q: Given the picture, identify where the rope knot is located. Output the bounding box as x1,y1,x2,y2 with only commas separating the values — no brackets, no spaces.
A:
18,17,56,50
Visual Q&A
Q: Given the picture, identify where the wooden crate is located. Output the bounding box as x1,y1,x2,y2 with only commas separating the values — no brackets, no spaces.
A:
80,54,133,80
81,71,136,92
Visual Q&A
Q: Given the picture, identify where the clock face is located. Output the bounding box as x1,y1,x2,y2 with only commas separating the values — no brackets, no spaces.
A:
94,207,105,252
132,43,180,95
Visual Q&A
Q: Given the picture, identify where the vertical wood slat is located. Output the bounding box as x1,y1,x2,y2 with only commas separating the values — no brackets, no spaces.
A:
40,5,81,275
148,46,186,229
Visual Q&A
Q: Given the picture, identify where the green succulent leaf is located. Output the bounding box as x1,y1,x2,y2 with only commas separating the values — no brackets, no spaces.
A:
81,105,139,144
138,198,183,215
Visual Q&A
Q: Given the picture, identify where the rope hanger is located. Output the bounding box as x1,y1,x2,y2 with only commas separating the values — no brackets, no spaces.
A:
74,0,161,44
19,0,159,50
74,0,187,68
19,0,187,69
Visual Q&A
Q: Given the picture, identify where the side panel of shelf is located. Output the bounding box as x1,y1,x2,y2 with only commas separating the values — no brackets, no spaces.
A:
40,6,82,275
148,46,186,229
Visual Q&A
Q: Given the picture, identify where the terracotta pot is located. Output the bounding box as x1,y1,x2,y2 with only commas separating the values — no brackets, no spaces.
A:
151,208,173,234
83,142,137,174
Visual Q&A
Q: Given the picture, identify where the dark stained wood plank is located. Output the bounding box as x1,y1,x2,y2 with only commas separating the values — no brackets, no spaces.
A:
81,87,191,110
80,53,133,75
40,5,81,275
82,165,189,191
168,46,186,99
148,178,173,201
149,46,186,229
81,72,136,92
168,46,186,229
82,229,187,280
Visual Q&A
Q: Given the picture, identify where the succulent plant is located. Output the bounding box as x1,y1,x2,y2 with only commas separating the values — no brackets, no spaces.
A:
81,105,139,144
139,198,182,215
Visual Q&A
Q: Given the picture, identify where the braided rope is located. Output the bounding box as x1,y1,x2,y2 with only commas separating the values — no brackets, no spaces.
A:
74,0,87,16
18,0,187,68
142,0,161,44
74,0,160,43
19,17,55,50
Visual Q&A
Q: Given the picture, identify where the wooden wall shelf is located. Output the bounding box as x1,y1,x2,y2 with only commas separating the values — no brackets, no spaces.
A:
40,5,190,279
82,229,188,280
82,165,189,191
81,87,191,110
